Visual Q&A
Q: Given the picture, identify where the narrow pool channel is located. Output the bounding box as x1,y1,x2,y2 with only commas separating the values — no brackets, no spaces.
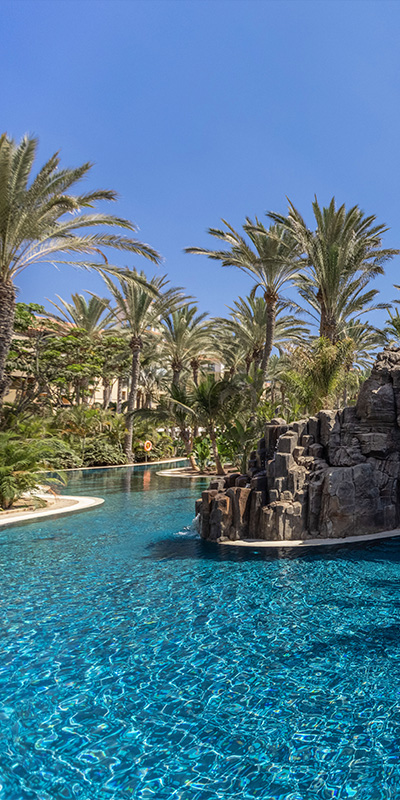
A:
1,464,400,799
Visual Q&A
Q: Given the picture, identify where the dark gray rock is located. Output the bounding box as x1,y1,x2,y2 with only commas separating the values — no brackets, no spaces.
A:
356,376,396,423
197,347,400,543
277,432,299,454
318,410,339,446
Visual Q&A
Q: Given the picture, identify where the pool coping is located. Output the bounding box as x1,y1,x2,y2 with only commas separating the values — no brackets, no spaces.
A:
0,495,104,529
156,468,210,479
218,528,400,548
60,457,188,473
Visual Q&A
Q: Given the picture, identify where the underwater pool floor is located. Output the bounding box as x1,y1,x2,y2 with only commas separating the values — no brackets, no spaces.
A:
1,465,400,799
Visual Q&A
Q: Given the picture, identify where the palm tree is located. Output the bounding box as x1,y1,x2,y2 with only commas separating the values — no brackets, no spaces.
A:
46,293,115,334
217,293,309,374
337,320,384,404
45,293,120,406
0,133,160,404
101,270,184,460
137,365,168,409
160,304,215,387
191,375,234,475
186,220,301,383
268,197,397,343
46,294,118,405
384,309,400,344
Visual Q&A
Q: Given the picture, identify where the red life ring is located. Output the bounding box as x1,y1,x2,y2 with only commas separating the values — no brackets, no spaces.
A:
144,440,152,452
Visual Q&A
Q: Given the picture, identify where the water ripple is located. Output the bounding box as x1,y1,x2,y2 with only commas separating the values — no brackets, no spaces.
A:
1,468,400,798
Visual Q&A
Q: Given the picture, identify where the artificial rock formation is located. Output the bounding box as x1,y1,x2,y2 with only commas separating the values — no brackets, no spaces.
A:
196,346,400,543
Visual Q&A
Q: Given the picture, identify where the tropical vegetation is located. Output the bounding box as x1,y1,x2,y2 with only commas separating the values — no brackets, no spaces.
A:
1,133,399,508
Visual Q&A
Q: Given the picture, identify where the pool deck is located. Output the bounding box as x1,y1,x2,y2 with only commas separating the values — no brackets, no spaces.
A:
219,528,400,548
0,495,104,529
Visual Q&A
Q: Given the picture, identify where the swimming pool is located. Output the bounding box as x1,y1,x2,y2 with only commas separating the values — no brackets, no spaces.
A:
1,464,400,799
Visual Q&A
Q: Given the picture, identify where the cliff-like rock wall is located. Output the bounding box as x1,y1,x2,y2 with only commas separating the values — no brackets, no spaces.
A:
196,347,400,542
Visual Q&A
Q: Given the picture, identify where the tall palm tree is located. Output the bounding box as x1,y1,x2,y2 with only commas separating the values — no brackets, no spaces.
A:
160,304,215,387
186,220,301,383
101,270,184,460
0,134,160,403
268,197,397,343
46,293,114,334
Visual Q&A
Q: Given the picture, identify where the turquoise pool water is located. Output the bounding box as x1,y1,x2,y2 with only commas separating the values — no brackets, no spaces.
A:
2,465,400,799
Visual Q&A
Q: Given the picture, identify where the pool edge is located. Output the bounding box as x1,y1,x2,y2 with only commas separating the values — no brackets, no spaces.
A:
0,495,104,529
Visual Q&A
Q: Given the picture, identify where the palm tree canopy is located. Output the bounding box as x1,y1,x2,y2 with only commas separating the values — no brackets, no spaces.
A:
217,293,309,369
186,219,301,302
191,375,233,424
339,319,384,370
268,197,398,340
101,270,185,339
46,293,115,334
0,133,160,282
160,304,216,377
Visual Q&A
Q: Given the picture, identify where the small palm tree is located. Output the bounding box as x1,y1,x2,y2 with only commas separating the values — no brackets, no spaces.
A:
160,305,215,387
384,309,400,344
101,270,184,460
137,365,168,409
191,375,234,475
187,220,301,383
335,320,383,404
0,134,160,404
268,197,397,342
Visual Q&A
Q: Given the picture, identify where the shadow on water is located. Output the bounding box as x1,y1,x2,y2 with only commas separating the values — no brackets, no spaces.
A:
307,623,400,659
146,533,400,564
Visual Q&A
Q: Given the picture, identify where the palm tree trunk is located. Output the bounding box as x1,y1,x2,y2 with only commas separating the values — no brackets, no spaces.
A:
0,280,16,405
209,428,225,475
319,297,337,343
172,367,181,387
320,314,337,342
124,337,142,461
191,359,199,386
261,298,276,384
181,428,200,471
116,377,123,413
103,378,111,410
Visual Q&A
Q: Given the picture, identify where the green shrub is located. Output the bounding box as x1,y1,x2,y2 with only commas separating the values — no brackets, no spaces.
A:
41,438,83,469
193,437,211,471
82,438,126,467
0,434,65,510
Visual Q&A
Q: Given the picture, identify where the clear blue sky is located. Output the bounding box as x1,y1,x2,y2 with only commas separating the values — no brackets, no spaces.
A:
3,0,400,326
